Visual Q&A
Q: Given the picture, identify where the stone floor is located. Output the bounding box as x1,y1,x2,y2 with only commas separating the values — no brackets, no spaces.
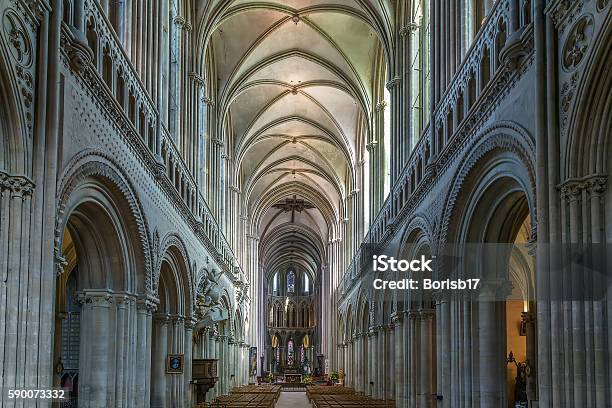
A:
275,391,311,408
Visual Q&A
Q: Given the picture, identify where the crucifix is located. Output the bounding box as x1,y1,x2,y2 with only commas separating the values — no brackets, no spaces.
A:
272,195,315,223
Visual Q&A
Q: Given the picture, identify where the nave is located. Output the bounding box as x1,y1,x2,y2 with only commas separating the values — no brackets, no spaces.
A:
0,0,610,407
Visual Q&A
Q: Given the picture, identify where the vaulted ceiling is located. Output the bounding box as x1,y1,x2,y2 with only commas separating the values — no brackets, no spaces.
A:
201,0,391,282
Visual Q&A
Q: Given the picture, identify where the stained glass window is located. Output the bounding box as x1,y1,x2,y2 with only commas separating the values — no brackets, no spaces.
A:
287,339,294,366
300,346,305,364
287,270,295,293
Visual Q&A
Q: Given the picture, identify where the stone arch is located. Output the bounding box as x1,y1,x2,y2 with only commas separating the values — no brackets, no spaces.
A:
56,154,152,294
565,10,612,178
157,233,194,317
398,214,434,257
54,156,153,406
438,121,536,254
436,124,536,408
218,290,233,334
0,38,28,175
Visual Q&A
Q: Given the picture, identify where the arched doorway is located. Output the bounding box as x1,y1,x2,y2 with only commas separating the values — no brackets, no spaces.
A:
53,176,147,407
439,129,537,408
151,243,193,408
462,179,535,408
53,230,80,404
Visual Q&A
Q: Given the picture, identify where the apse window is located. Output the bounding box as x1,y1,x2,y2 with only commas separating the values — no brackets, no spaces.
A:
287,270,295,293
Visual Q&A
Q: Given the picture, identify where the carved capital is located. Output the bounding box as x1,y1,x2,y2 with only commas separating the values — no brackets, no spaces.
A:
586,175,607,197
189,71,206,88
137,297,159,313
391,312,403,324
185,318,197,330
419,309,435,321
385,77,401,90
154,313,171,325
0,170,35,198
77,291,113,307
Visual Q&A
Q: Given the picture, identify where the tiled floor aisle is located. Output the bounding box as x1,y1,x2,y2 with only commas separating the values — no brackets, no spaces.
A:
275,391,311,408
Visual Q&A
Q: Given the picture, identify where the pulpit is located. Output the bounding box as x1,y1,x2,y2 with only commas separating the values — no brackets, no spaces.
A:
191,359,218,404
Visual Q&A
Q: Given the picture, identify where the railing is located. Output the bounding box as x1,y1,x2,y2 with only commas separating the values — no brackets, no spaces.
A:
67,0,245,280
266,325,316,330
338,0,534,298
268,295,315,302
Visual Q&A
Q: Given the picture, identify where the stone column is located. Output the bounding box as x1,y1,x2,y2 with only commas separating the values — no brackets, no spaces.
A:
185,318,195,408
135,297,155,408
170,316,185,407
151,314,169,408
0,172,35,405
211,334,220,400
478,283,507,408
419,309,435,407
217,335,224,396
367,331,375,396
377,326,384,398
354,335,361,392
346,340,352,387
78,292,113,407
114,294,128,406
408,311,419,407
392,314,405,406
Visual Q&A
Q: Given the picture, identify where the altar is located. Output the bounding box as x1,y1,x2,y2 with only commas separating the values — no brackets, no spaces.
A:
284,373,302,383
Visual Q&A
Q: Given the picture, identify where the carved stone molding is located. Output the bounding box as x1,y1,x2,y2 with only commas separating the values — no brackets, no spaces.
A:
55,156,153,293
0,170,35,197
77,291,114,307
62,25,94,73
154,313,171,325
562,15,594,71
385,77,401,90
558,174,608,200
597,0,610,11
2,8,33,67
549,0,585,32
137,297,159,313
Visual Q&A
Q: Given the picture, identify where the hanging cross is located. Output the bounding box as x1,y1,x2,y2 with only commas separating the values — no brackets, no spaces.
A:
272,195,315,223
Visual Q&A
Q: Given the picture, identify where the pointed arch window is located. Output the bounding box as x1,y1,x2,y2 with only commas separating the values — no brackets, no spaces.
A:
273,272,278,294
287,270,295,293
304,274,309,293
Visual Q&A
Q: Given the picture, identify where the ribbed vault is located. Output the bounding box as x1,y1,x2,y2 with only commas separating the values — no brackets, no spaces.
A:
202,0,387,281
